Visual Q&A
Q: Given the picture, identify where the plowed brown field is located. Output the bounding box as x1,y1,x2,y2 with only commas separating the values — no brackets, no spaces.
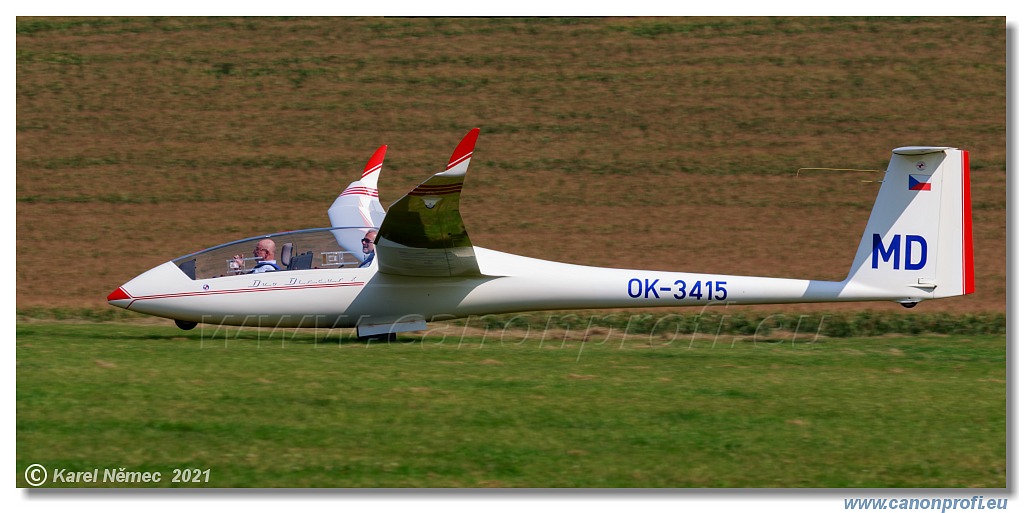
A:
16,17,1006,315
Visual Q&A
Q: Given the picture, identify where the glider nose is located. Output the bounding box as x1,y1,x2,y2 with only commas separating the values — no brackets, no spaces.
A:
107,286,133,308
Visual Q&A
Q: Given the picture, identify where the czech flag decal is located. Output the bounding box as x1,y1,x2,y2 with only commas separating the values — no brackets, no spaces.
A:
909,174,932,191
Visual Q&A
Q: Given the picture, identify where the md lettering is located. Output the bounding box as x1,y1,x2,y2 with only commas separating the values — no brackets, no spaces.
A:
872,234,927,270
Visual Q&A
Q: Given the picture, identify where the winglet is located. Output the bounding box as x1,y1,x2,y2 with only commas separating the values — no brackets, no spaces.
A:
359,145,387,188
446,128,479,172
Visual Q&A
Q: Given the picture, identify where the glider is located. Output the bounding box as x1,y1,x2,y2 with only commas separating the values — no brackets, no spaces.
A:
108,129,974,337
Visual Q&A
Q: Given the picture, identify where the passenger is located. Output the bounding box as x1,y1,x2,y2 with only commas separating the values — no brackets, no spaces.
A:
233,238,281,273
359,230,377,268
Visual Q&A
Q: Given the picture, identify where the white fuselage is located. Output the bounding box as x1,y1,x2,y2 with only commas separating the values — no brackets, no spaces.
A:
106,146,973,331
109,246,921,329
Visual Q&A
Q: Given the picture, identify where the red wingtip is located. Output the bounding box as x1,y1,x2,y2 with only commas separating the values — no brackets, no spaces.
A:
447,128,480,169
107,287,131,302
362,145,388,178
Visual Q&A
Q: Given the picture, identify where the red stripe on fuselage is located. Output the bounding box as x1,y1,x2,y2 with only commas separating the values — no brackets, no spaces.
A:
128,281,365,303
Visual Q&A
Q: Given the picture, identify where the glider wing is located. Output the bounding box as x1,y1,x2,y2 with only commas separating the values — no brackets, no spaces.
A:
375,128,481,277
328,145,388,258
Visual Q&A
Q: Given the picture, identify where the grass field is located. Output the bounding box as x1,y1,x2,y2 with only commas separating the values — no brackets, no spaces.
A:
16,322,1005,488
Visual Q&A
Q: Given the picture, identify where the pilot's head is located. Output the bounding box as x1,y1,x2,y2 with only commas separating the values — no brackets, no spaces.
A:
362,230,377,255
254,238,276,261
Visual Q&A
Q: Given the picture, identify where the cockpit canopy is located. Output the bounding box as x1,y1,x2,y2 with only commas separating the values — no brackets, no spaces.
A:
171,227,374,280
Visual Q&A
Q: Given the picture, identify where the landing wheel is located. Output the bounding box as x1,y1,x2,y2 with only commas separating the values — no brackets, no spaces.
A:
899,302,918,309
174,319,198,330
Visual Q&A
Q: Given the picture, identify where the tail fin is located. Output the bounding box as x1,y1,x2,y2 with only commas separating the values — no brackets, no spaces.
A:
845,147,974,304
328,145,388,258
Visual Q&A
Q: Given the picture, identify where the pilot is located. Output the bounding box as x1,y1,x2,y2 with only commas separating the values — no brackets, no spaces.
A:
358,230,377,268
233,238,281,273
